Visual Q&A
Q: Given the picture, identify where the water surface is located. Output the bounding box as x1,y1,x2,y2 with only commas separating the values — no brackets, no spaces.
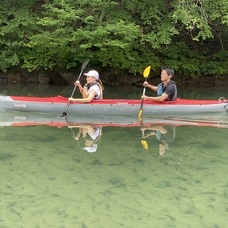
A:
0,122,228,227
0,84,227,227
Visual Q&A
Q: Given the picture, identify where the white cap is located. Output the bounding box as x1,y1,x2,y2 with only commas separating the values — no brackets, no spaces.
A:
84,144,98,153
83,70,99,80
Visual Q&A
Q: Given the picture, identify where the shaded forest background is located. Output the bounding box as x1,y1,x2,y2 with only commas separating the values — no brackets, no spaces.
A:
0,0,227,86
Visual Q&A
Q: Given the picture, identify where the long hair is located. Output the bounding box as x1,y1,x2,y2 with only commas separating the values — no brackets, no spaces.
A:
98,79,104,91
97,79,104,99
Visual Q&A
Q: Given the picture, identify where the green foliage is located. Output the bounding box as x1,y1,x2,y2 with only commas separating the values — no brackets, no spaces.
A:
158,41,228,77
0,0,38,71
171,0,228,44
0,0,227,77
23,1,142,72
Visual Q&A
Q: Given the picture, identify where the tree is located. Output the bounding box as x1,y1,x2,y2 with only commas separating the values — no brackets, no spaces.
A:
0,0,227,77
23,0,142,73
0,0,38,72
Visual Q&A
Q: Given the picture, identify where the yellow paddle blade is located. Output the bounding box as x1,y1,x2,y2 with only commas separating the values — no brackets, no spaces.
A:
143,66,151,78
141,140,149,150
138,109,143,119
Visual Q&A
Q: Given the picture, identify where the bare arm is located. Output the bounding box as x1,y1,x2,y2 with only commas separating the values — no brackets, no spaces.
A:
69,90,97,103
142,92,169,102
74,80,83,94
141,125,167,134
144,81,158,92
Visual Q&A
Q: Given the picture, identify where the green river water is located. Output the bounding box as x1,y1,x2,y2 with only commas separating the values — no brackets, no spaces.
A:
0,84,227,228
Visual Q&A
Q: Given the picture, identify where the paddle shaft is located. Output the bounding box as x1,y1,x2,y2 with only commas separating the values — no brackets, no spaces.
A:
61,59,89,116
139,77,148,114
140,82,147,109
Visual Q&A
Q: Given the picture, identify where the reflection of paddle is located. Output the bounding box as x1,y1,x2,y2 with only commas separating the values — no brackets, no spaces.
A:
65,117,76,138
141,140,149,150
61,59,89,117
140,126,149,150
138,66,151,120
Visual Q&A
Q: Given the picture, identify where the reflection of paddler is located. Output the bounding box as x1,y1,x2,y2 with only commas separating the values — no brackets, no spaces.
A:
159,140,169,156
141,125,176,155
68,124,102,153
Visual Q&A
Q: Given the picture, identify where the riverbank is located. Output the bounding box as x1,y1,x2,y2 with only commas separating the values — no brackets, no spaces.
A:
0,70,227,88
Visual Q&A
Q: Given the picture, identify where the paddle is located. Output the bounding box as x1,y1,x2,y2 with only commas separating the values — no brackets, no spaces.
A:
61,59,90,117
138,66,151,120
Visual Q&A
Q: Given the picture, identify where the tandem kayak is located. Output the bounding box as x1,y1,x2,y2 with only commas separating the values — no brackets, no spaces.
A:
0,94,227,117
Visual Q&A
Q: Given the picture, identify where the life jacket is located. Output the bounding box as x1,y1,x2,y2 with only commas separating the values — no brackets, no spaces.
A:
156,126,176,143
157,83,163,96
87,83,103,100
157,80,177,101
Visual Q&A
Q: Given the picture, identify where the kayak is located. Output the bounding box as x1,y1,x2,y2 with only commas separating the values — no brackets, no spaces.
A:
1,110,227,128
0,94,227,116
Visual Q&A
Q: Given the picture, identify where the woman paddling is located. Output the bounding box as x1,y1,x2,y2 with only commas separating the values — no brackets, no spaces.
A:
68,70,104,103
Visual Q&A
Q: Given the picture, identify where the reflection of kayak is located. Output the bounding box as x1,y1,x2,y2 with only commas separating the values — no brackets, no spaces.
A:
0,94,227,116
1,111,227,128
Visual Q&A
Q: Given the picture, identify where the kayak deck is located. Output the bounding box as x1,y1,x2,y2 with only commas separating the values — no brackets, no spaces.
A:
9,95,227,105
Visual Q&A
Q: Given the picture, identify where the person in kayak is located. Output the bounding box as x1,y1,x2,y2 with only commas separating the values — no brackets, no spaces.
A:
68,70,104,103
141,66,177,102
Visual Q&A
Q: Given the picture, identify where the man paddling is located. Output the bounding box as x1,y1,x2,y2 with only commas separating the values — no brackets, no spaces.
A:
141,66,177,102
